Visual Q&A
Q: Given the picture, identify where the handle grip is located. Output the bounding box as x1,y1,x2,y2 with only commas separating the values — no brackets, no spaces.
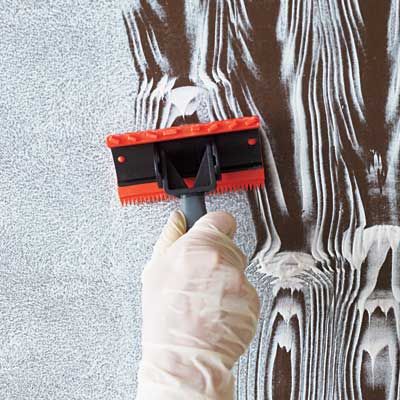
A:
181,194,207,230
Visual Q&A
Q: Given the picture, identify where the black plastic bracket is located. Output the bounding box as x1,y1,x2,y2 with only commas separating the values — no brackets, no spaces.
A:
154,140,221,197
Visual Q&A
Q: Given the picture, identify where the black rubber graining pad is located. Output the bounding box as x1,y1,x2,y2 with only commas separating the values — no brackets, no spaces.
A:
1,1,400,399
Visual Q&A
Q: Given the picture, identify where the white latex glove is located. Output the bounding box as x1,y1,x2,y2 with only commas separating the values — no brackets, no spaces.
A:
136,211,260,400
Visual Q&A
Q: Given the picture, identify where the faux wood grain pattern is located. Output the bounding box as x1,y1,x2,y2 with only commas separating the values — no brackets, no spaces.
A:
123,1,400,398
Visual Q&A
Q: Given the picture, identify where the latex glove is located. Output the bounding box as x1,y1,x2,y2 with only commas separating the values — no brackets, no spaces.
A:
136,211,260,400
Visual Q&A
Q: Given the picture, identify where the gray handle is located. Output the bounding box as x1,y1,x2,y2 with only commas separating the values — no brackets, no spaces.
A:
181,194,207,230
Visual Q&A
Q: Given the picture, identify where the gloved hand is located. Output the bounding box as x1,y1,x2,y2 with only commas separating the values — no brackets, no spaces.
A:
136,211,260,400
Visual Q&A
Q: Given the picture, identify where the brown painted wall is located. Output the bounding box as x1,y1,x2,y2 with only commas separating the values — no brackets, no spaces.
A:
125,1,400,398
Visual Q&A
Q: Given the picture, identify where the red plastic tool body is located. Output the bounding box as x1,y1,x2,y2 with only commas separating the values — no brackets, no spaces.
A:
106,116,265,205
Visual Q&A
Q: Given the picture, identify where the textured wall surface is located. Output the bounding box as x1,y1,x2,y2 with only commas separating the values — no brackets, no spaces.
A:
0,2,256,399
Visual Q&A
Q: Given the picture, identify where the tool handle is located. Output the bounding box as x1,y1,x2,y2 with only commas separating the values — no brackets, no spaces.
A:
181,193,207,230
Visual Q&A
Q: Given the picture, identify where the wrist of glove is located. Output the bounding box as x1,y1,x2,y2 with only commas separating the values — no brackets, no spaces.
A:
136,211,260,400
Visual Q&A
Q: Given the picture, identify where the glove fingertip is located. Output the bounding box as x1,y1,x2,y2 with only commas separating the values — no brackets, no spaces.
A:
193,211,237,238
152,210,187,257
169,209,187,234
